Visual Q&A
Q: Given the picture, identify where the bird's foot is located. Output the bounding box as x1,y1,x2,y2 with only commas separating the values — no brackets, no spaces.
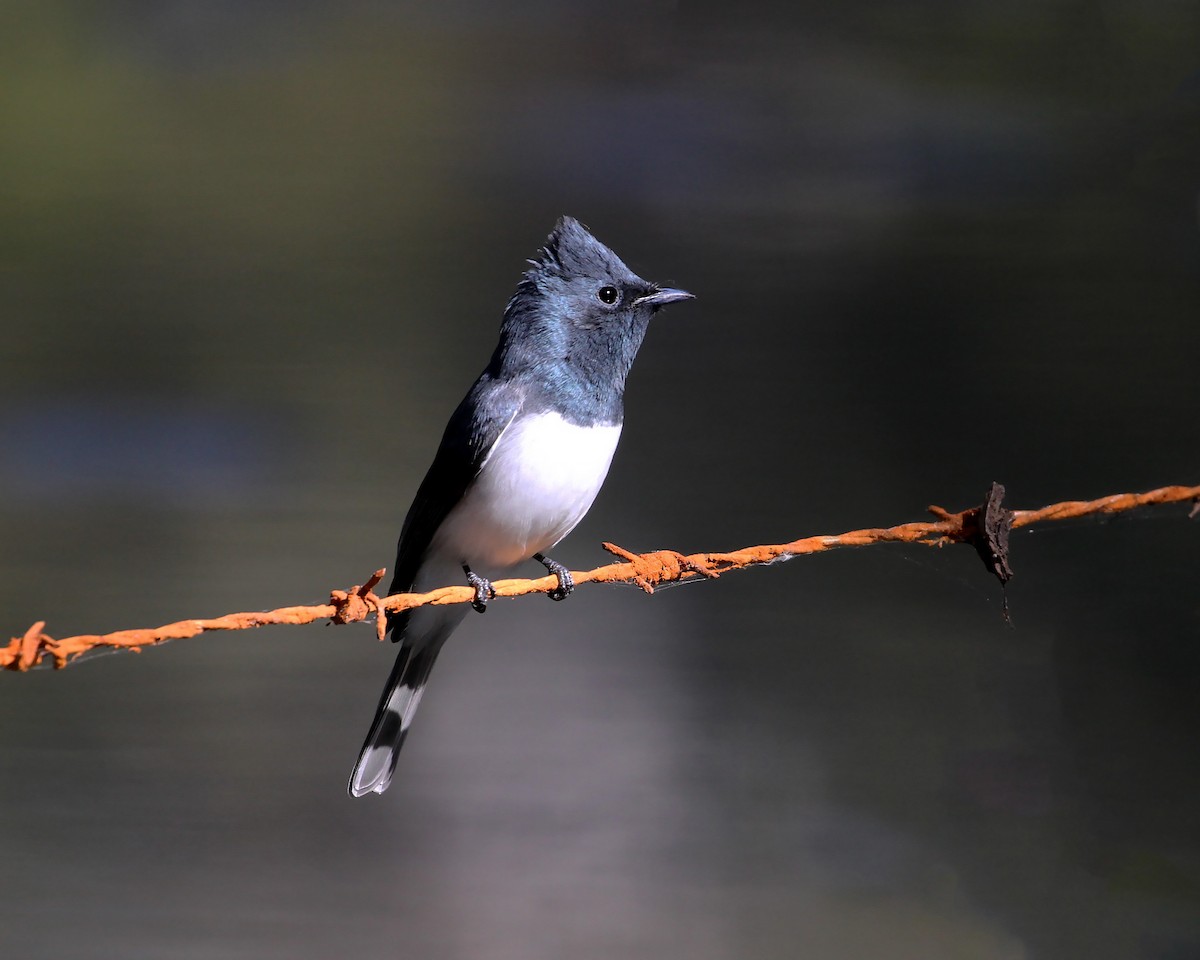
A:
463,565,496,613
534,553,574,601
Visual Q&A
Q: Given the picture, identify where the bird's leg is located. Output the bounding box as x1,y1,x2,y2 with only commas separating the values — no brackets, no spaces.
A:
463,564,496,613
533,553,574,601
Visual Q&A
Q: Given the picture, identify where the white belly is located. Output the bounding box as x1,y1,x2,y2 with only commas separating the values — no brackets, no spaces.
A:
430,411,622,570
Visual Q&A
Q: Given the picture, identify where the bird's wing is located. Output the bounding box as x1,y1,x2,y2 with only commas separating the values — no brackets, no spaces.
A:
385,374,523,635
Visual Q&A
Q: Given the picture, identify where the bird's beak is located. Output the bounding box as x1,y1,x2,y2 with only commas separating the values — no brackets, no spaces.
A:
634,287,695,308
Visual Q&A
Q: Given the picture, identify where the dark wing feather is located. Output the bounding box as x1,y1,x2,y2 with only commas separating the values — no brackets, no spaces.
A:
385,373,523,638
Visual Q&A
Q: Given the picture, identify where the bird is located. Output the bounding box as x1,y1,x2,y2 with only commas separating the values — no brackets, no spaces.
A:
348,216,693,797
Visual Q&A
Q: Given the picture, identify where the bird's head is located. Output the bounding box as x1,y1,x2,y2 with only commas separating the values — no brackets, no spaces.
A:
496,217,692,383
523,216,692,326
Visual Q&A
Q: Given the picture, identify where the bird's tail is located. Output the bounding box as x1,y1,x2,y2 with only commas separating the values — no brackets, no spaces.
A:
348,642,442,797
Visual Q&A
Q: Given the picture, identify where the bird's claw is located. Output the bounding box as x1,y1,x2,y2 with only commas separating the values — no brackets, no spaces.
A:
548,569,574,601
464,566,496,613
535,553,574,602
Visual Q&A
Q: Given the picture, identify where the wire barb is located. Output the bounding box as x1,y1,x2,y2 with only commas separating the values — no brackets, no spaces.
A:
4,482,1198,672
328,569,388,642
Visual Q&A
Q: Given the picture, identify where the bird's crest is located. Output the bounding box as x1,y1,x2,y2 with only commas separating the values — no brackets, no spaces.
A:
525,216,635,285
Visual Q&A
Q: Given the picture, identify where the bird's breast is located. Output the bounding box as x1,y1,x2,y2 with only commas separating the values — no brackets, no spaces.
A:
431,411,622,570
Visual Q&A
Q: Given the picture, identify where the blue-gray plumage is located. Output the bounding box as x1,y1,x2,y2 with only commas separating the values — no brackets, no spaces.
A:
348,216,692,797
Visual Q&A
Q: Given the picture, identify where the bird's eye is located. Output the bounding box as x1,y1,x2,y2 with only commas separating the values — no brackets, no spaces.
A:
597,286,619,305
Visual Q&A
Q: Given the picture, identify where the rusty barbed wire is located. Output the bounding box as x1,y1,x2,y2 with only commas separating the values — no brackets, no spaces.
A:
4,482,1197,672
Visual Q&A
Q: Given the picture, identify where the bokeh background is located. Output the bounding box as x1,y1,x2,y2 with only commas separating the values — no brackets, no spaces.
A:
2,2,1199,958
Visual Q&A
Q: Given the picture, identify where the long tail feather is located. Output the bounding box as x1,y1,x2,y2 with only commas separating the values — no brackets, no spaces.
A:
348,643,441,797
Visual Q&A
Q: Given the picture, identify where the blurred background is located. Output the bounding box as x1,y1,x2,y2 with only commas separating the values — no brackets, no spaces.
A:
2,1,1198,957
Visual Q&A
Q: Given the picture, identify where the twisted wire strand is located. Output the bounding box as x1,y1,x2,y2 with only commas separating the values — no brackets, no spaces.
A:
5,483,1197,671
